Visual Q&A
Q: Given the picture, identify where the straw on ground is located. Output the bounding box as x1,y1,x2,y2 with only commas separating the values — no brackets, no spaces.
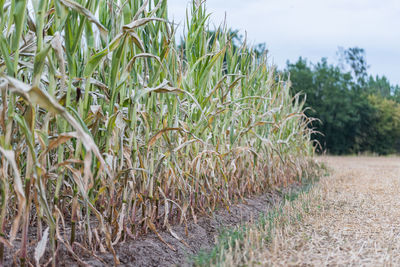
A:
213,156,400,266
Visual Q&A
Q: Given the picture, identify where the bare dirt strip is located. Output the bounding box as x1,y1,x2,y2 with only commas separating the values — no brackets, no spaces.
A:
260,156,400,266
4,187,282,266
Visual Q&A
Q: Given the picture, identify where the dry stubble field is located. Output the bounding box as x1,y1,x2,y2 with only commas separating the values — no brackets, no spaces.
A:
261,156,400,266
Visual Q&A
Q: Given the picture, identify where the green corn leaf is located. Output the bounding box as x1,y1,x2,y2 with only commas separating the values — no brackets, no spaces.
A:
83,33,124,77
0,33,14,76
59,0,108,39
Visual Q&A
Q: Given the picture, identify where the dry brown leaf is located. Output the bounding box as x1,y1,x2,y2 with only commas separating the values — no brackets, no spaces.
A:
148,127,181,147
0,147,25,244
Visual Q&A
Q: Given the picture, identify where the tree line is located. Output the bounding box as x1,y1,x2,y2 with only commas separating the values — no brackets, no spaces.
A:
181,29,400,155
284,48,400,155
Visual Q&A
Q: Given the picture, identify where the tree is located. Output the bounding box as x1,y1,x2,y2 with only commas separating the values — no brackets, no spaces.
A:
367,95,400,154
286,57,360,154
286,47,400,155
366,74,398,99
337,47,369,85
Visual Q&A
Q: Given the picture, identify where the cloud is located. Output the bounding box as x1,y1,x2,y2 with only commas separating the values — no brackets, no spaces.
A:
168,0,400,85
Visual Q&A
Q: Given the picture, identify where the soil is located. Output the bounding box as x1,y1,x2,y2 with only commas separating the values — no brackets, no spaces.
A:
2,182,306,267
66,192,278,267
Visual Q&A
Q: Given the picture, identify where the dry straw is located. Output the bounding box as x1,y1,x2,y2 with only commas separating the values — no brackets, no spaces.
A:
210,157,400,266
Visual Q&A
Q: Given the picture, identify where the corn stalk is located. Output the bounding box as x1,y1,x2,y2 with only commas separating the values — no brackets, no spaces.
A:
0,0,314,265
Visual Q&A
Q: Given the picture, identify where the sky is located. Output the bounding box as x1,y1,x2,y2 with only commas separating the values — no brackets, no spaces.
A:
167,0,400,85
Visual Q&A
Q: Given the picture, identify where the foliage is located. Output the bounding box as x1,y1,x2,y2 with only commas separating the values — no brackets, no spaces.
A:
0,0,313,265
286,50,400,155
337,46,369,84
366,95,400,154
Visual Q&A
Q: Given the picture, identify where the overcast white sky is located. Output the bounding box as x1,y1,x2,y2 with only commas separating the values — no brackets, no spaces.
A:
168,0,400,85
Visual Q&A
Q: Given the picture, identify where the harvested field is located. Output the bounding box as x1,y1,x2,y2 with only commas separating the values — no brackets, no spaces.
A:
242,156,400,266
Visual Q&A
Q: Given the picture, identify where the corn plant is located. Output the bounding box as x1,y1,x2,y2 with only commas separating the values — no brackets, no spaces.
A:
0,0,315,265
